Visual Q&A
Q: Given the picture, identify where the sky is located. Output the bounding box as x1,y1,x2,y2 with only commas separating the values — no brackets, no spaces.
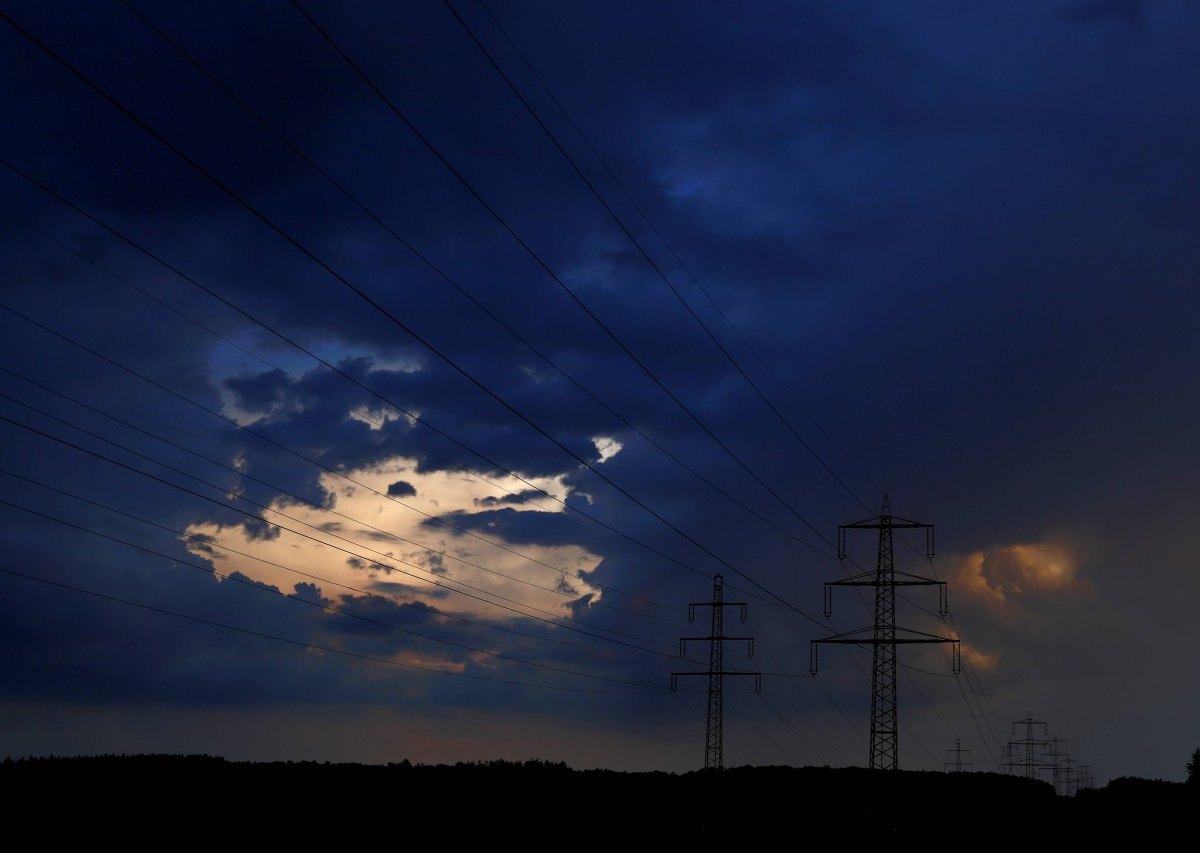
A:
1,0,1197,783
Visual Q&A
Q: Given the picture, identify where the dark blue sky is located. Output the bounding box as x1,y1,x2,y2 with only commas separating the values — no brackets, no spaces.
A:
1,0,1196,782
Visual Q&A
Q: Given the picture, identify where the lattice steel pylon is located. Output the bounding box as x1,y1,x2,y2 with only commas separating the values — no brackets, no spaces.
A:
1044,736,1071,795
671,574,760,770
1077,764,1095,791
1007,715,1051,780
810,496,960,770
944,738,974,773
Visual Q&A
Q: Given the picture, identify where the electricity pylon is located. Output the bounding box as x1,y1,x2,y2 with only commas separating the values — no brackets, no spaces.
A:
810,496,959,770
1077,764,1095,791
1044,736,1071,796
1000,741,1017,774
1008,715,1051,780
671,574,760,770
944,738,973,772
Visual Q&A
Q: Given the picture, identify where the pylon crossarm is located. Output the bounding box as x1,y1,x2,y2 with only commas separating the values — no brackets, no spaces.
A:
840,517,932,530
672,671,759,681
812,626,876,643
682,635,753,643
891,570,945,584
813,624,956,642
819,637,954,645
888,515,933,528
895,627,958,641
827,570,878,585
828,576,943,587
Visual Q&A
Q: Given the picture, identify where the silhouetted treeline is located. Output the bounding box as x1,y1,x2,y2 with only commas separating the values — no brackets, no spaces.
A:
2,755,1189,841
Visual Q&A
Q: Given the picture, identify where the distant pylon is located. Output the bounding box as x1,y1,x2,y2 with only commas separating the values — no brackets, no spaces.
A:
1077,764,1095,791
1009,715,1051,781
810,496,959,770
944,738,973,772
1000,741,1017,774
1044,736,1071,796
671,574,760,770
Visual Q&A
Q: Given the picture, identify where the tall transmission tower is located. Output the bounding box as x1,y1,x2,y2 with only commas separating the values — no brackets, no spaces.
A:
672,574,760,770
1000,741,1017,774
809,496,960,770
1008,715,1050,781
1044,736,1071,796
1057,755,1077,798
1077,764,1095,791
944,738,974,773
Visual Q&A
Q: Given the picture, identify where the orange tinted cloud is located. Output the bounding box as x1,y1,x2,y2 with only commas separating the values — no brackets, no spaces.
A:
949,541,1084,608
959,641,1000,671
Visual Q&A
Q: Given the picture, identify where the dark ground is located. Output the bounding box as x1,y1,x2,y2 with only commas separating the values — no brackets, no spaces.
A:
3,755,1191,841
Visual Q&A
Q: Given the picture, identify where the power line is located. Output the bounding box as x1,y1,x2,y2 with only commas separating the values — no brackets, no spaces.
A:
114,0,835,565
900,666,958,740
287,1,851,559
0,411,676,653
726,696,806,768
0,491,672,689
0,13,815,618
0,373,668,626
904,540,1009,749
0,6,940,753
0,167,710,613
883,526,1008,757
0,3,1012,772
811,500,959,770
0,462,676,665
0,290,801,625
0,565,661,695
0,300,892,737
0,386,676,633
756,685,834,766
955,674,999,769
473,0,886,499
443,0,875,516
812,674,869,752
0,204,681,615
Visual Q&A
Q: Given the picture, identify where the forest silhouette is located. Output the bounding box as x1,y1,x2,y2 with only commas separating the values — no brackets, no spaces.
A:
3,753,1191,840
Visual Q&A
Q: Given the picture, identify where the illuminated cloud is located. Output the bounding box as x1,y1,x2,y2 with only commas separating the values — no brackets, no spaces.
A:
592,436,623,463
182,455,604,621
960,641,1000,672
949,541,1086,609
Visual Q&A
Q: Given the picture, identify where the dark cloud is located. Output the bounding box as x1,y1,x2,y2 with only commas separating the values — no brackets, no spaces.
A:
386,479,417,497
424,506,610,552
474,488,547,508
288,582,330,607
1054,0,1148,29
240,517,281,542
223,369,304,420
2,0,1199,780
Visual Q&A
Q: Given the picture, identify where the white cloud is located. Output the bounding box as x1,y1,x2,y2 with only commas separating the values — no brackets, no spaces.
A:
592,436,623,463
